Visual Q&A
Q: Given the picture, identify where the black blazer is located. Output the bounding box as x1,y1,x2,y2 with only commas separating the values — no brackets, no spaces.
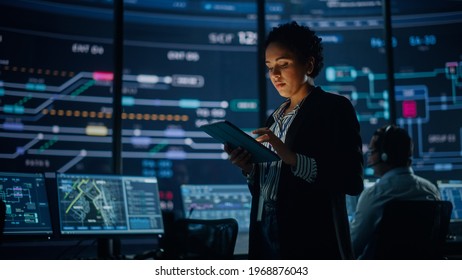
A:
248,86,364,259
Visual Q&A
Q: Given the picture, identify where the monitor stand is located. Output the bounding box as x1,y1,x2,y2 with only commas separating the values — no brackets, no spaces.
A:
97,238,121,259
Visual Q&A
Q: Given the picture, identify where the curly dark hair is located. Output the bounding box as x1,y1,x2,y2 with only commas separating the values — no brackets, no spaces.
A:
265,21,324,78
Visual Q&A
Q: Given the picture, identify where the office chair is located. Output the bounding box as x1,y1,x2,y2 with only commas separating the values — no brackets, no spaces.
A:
371,200,452,260
162,218,239,260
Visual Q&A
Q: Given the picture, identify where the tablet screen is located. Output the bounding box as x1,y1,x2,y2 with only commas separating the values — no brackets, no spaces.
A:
200,121,279,163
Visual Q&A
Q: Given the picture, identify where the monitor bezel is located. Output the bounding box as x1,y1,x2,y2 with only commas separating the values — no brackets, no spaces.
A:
55,173,165,238
0,172,55,241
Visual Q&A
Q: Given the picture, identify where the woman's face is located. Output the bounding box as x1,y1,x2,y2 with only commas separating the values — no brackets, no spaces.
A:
265,42,311,100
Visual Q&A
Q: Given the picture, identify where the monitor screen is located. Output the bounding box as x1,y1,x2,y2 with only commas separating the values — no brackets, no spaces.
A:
180,184,251,231
180,184,251,255
0,172,53,237
56,173,164,235
437,180,462,221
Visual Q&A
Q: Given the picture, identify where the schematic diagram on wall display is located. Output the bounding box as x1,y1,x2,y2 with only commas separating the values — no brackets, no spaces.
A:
265,0,462,182
0,1,260,194
0,0,115,175
0,0,461,200
391,19,462,181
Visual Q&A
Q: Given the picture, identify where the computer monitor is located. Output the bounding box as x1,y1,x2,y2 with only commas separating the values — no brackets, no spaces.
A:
180,184,251,230
437,180,462,221
0,172,53,238
56,173,164,236
180,184,251,255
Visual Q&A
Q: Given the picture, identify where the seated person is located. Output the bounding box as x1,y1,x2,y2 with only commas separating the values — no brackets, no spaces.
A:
349,124,440,259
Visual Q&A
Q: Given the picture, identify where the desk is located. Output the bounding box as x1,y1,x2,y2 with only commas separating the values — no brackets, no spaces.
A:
443,237,462,259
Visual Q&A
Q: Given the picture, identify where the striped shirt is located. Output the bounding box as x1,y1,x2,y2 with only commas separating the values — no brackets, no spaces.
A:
256,98,318,202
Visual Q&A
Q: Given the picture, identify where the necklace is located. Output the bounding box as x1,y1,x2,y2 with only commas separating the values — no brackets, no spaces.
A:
283,87,313,115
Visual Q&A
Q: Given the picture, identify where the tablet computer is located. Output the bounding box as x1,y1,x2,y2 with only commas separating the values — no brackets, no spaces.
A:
200,120,279,163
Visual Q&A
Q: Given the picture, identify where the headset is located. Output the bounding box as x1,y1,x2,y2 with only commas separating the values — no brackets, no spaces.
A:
372,124,412,166
379,125,393,163
367,126,391,167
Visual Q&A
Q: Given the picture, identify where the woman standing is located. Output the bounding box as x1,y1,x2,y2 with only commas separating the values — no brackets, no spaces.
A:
225,21,364,259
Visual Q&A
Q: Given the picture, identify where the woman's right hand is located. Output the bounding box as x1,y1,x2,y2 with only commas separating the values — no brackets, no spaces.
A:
224,144,253,174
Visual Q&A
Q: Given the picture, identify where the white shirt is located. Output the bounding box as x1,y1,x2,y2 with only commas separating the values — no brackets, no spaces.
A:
349,166,440,259
249,98,317,202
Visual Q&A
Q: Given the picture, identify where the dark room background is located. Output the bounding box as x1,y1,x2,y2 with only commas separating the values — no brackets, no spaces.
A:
1,0,462,259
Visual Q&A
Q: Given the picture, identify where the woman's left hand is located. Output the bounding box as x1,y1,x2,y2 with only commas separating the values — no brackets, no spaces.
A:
252,127,297,166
